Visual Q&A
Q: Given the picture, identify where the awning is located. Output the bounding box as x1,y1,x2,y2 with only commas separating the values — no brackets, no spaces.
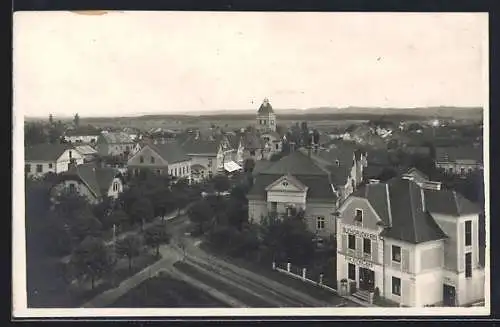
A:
224,161,242,173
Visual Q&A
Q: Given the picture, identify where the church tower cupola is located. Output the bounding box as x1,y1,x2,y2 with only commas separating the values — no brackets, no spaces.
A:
256,97,277,133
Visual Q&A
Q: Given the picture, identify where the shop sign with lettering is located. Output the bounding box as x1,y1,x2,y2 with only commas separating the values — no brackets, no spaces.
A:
346,256,373,269
343,226,378,241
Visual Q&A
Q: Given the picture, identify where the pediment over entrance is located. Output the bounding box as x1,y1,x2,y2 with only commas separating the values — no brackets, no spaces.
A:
265,174,308,193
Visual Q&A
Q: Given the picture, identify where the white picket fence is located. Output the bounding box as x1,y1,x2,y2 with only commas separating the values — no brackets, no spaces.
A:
272,262,338,295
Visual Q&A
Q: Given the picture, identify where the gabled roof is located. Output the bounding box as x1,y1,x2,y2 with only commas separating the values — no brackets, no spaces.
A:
148,142,191,164
25,143,74,162
61,164,119,198
435,146,483,162
75,145,98,156
265,174,308,192
181,138,220,155
257,98,274,115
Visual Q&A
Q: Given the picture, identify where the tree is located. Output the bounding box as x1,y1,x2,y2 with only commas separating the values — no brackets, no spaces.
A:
243,158,255,173
188,200,214,235
70,236,113,290
129,198,154,230
70,208,103,243
103,208,129,231
212,174,230,193
74,113,80,128
116,234,143,271
24,122,47,146
144,224,171,257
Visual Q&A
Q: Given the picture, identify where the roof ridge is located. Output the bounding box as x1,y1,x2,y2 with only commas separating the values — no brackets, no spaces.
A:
452,190,460,216
408,180,419,242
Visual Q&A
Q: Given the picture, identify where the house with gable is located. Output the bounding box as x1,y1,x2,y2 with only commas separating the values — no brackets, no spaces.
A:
25,143,85,178
127,141,192,180
50,163,124,204
96,131,135,157
247,143,366,239
336,169,485,307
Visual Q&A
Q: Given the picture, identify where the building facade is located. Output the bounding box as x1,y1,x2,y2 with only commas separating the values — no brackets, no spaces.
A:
25,144,84,178
96,132,135,157
256,98,277,133
336,171,485,307
127,142,192,180
435,146,483,176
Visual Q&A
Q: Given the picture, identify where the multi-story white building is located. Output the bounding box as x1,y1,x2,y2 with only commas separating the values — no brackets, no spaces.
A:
336,169,485,307
435,146,483,176
25,143,84,178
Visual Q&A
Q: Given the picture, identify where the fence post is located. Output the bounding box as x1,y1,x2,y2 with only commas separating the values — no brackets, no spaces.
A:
302,268,306,280
287,262,291,272
272,262,276,270
319,273,324,285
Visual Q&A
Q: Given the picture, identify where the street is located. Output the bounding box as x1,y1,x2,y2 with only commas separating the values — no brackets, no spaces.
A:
83,212,360,308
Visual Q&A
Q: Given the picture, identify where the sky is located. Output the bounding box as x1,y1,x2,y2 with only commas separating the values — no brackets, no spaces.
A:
13,11,488,118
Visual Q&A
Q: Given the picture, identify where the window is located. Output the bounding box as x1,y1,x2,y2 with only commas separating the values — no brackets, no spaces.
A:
140,156,144,163
250,150,256,156
317,216,325,230
348,263,356,280
363,238,371,254
271,202,277,213
355,209,363,223
348,235,356,250
460,167,465,175
157,169,162,175
448,167,453,174
465,221,472,246
150,156,155,164
36,164,43,173
335,160,340,167
392,245,401,263
392,277,401,296
112,182,119,191
465,252,472,278
183,167,186,175
276,144,279,150
48,163,53,169
25,164,31,173
271,120,275,125
69,150,72,158
69,183,76,193
208,159,213,167
468,168,473,174
175,168,178,176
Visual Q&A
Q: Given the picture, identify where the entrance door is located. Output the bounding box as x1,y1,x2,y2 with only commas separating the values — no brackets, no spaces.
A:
359,267,375,292
443,284,456,307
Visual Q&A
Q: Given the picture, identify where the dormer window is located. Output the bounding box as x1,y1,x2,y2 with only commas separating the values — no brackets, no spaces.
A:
354,209,363,223
335,160,340,167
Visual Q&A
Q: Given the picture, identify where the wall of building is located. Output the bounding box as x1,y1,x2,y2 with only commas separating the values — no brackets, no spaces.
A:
26,161,56,177
248,199,267,224
168,160,192,179
51,180,98,204
189,155,218,176
436,161,482,175
305,201,337,236
256,113,277,132
65,135,99,144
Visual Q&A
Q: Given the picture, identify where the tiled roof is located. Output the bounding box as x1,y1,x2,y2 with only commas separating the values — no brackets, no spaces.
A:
75,145,98,156
424,189,480,216
62,164,119,198
435,146,483,162
351,175,479,244
257,98,274,114
100,132,134,144
248,151,336,201
25,143,74,161
181,138,220,155
149,142,191,164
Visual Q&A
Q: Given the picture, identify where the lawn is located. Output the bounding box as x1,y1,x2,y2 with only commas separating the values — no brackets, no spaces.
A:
173,261,275,307
108,274,230,308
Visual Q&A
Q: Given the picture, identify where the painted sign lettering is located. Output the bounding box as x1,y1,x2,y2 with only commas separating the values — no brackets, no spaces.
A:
343,226,378,241
346,256,373,269
443,277,455,286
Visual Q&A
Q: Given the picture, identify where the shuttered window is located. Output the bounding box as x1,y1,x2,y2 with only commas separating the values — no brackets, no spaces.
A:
465,252,472,278
363,238,371,255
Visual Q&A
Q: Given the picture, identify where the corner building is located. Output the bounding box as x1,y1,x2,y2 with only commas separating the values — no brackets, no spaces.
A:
336,170,485,307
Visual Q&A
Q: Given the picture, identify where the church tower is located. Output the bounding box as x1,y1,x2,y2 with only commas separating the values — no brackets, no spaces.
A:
256,98,277,133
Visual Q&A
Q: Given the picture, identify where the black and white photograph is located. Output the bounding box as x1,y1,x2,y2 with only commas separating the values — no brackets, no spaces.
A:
13,11,489,317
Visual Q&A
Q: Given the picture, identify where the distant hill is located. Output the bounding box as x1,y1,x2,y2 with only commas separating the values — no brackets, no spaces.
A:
26,106,483,122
